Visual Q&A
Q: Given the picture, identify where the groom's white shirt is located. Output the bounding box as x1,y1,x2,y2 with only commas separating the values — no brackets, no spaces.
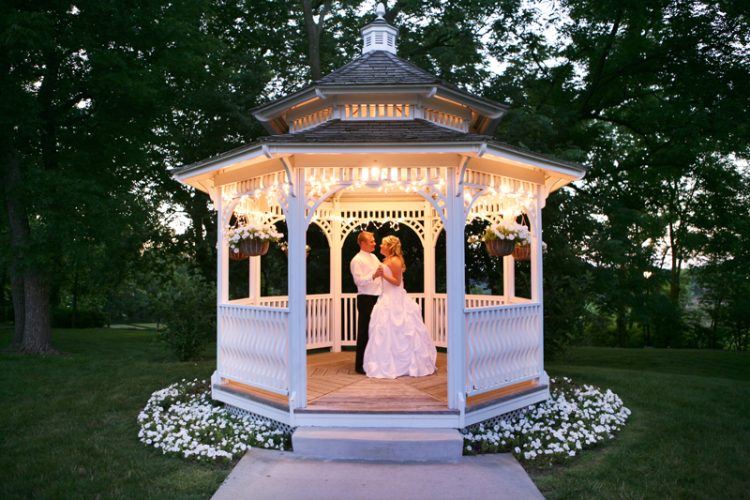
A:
350,250,382,296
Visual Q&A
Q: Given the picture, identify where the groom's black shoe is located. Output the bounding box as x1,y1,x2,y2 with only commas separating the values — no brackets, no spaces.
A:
355,368,366,375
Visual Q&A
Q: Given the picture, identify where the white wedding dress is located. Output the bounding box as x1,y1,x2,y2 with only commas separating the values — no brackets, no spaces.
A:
363,265,437,379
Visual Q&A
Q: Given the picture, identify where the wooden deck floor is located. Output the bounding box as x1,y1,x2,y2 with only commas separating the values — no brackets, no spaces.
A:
221,351,542,414
304,351,449,412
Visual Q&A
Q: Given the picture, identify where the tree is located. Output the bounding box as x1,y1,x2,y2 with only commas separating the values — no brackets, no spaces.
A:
485,0,749,347
0,2,215,351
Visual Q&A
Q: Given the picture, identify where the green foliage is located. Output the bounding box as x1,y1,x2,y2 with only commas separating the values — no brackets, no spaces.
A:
484,0,750,349
2,0,748,351
158,266,216,361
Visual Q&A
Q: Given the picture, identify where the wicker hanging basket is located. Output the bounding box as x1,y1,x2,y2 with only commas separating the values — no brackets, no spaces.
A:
485,239,515,257
229,250,249,261
238,239,270,257
512,244,531,261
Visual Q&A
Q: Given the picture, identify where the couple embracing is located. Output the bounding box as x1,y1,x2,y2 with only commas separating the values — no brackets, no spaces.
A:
350,231,437,379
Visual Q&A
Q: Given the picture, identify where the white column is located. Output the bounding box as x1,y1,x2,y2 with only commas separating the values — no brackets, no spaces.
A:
445,168,466,410
214,187,228,380
330,208,342,352
423,201,435,340
530,197,544,302
248,257,261,304
530,188,546,376
287,167,307,409
502,255,515,303
215,187,229,304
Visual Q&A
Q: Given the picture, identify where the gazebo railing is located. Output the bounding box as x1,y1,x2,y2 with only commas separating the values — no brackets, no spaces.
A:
464,302,542,396
220,296,542,391
217,303,289,395
257,294,334,349
432,294,531,348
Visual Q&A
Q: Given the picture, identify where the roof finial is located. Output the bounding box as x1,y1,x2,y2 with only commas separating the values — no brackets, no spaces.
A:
376,3,386,19
362,2,398,54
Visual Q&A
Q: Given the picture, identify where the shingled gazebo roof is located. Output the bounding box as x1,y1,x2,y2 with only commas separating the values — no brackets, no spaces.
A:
317,50,444,86
259,119,491,144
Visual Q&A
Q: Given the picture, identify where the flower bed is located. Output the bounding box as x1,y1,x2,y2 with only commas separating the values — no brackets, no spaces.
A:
137,379,291,462
462,377,631,465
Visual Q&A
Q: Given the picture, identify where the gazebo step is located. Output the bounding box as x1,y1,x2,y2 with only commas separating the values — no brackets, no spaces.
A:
292,427,464,462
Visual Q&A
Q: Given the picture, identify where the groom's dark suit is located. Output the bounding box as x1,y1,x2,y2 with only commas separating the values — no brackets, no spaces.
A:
355,295,379,373
350,250,382,374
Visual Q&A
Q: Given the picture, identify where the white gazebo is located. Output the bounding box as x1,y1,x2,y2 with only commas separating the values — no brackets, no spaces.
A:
173,7,585,429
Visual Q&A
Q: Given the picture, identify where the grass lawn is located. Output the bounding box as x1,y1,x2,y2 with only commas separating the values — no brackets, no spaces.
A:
2,329,748,498
536,347,750,499
0,327,229,499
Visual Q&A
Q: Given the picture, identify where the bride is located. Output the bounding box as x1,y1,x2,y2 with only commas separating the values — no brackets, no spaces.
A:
363,236,437,379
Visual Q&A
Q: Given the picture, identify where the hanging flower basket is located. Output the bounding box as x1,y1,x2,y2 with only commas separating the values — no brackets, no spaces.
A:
239,239,270,257
226,221,282,258
513,244,531,261
475,219,531,258
229,250,249,261
485,239,515,257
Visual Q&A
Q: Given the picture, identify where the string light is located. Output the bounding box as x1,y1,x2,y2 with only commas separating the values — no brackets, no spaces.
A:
221,168,537,223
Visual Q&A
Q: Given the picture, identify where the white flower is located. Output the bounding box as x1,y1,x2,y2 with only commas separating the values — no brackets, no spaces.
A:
462,377,630,465
137,379,289,462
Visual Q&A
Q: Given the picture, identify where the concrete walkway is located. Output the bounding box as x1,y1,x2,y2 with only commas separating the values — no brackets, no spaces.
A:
212,449,543,500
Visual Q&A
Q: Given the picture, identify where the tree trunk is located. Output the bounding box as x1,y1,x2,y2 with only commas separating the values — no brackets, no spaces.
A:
301,0,330,81
3,149,27,348
615,308,627,347
2,144,55,354
9,273,25,346
668,222,681,303
21,273,55,354
186,193,214,279
71,265,79,328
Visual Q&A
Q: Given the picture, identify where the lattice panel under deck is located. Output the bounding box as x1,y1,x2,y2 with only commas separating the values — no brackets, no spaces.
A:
465,303,542,395
218,304,289,395
225,405,293,435
463,408,526,432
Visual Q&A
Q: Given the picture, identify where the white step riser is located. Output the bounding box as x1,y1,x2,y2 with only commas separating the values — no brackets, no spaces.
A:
292,427,464,462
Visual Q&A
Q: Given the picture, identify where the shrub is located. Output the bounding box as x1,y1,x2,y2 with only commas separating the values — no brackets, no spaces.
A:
158,266,215,361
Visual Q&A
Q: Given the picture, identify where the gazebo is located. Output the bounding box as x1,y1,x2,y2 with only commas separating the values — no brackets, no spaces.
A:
173,5,585,429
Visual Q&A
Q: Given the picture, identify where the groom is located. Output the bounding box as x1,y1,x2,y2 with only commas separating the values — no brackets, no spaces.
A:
350,231,383,374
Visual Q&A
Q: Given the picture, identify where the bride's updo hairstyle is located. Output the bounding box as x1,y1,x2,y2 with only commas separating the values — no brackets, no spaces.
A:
381,235,406,271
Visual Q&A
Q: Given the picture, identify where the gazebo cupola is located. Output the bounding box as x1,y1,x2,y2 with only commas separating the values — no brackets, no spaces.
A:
172,3,587,430
361,3,398,54
251,4,507,137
